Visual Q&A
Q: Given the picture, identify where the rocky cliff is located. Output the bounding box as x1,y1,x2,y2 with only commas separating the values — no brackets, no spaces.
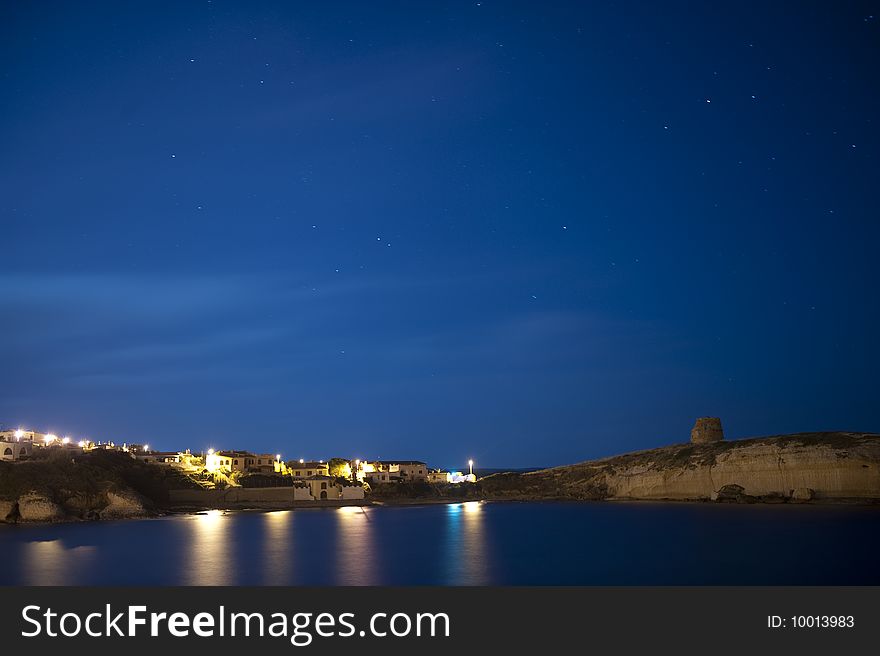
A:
479,432,880,503
0,449,193,522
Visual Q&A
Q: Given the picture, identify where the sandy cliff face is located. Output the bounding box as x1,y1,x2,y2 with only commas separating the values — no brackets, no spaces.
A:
480,433,880,503
17,491,65,521
603,436,879,500
99,490,149,519
0,499,16,521
0,489,151,523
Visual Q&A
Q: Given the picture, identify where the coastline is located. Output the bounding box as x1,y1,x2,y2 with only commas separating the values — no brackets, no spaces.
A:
4,494,880,528
3,431,879,526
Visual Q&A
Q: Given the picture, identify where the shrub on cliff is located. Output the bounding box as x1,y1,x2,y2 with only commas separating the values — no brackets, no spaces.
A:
239,474,293,488
0,450,197,507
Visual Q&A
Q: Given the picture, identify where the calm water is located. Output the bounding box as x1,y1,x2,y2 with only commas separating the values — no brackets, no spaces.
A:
1,501,878,585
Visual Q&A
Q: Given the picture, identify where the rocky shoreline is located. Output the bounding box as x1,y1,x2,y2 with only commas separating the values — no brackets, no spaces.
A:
0,488,151,523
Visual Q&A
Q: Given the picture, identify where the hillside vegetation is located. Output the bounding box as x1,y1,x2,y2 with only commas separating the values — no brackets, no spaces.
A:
0,449,201,522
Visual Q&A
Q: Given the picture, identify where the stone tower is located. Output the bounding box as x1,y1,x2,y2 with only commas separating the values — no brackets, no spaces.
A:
690,417,724,444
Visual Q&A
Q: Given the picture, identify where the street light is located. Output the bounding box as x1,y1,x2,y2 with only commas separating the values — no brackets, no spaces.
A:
14,429,23,440
468,459,474,476
62,436,71,445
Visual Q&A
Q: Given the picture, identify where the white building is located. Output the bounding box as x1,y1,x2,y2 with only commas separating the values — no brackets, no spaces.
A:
0,429,45,444
205,450,285,474
301,476,365,500
133,451,182,465
0,440,32,461
305,475,335,500
427,469,476,483
360,460,428,483
448,471,477,484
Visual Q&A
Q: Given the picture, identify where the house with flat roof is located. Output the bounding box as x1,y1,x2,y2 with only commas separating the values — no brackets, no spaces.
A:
246,454,283,474
0,429,44,443
133,451,182,465
289,461,329,478
362,460,428,483
205,450,285,475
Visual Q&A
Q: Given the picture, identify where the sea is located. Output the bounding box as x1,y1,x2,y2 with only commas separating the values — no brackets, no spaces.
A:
1,501,878,585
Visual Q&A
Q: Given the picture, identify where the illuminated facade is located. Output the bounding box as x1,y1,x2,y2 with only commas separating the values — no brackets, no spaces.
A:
302,475,365,500
305,475,334,500
0,429,45,444
427,470,477,484
360,460,428,484
205,450,285,474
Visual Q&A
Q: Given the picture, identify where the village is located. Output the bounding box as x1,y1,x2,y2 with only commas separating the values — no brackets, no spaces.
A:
0,426,477,504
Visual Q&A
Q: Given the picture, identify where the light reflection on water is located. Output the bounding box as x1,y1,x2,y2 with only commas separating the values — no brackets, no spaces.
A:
334,506,377,585
262,511,292,585
186,510,233,585
445,501,489,585
21,540,96,586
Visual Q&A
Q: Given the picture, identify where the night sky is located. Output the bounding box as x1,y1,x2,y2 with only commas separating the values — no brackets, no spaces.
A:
2,1,878,468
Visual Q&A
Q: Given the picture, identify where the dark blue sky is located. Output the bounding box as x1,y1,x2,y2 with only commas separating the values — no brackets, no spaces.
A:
2,1,878,468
